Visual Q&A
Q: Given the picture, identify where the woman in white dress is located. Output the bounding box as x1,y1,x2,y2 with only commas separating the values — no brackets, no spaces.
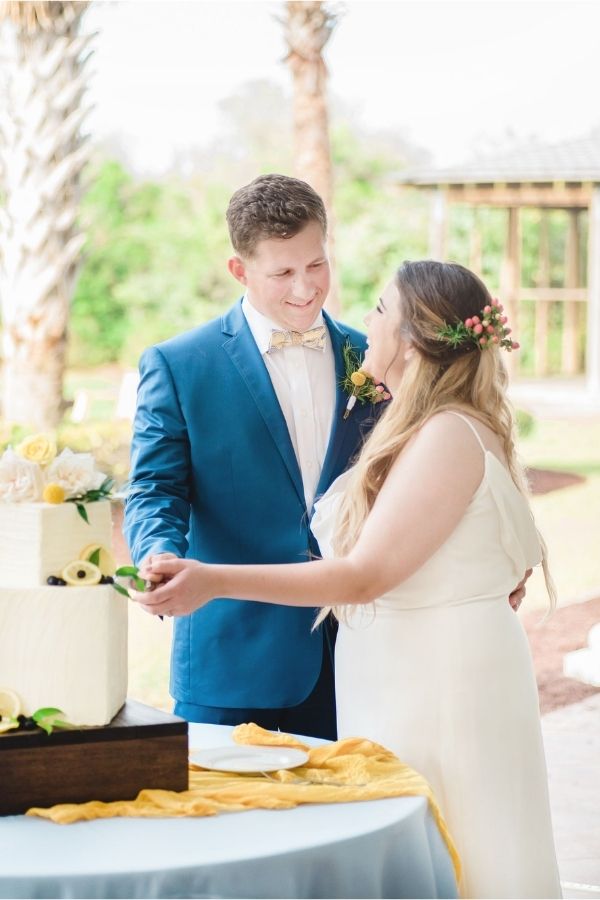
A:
134,261,561,899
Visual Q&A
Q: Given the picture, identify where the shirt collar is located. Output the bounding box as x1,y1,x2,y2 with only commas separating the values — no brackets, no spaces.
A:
241,295,325,356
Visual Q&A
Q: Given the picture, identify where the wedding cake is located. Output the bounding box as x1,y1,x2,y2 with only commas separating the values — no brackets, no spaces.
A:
0,437,128,727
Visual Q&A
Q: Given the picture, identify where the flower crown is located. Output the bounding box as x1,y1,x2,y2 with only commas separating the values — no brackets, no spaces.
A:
437,300,520,352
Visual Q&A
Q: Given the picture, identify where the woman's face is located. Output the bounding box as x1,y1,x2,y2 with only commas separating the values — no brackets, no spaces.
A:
363,279,412,390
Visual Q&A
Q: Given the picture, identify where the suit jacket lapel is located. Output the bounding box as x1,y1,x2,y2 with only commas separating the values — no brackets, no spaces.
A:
316,313,364,498
221,302,305,506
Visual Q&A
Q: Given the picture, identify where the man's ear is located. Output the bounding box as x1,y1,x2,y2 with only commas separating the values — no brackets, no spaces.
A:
228,255,247,286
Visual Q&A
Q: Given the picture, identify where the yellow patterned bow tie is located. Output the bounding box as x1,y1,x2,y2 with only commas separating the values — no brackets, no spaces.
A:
267,326,326,353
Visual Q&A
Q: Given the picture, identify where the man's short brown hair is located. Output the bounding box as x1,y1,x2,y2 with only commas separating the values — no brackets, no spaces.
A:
226,173,327,258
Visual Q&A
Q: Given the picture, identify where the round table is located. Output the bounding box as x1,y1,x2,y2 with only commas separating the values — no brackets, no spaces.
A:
0,724,458,899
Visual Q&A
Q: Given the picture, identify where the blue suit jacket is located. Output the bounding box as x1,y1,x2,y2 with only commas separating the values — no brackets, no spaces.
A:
124,300,375,709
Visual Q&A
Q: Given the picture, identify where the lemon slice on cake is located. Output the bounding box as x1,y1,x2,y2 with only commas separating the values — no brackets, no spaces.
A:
79,543,115,577
0,688,21,733
61,560,102,586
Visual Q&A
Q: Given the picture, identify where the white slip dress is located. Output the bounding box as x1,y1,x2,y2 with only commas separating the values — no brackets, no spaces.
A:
311,412,561,899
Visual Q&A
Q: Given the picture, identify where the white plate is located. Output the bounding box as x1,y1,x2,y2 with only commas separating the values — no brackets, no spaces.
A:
190,745,309,773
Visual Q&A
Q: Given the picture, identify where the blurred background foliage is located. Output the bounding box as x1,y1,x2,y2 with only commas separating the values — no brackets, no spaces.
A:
67,81,586,378
63,80,433,367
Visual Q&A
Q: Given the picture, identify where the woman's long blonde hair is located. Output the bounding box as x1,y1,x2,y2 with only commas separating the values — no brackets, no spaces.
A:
317,260,556,624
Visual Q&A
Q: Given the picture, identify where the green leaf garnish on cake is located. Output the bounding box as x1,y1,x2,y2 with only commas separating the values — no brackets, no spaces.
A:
0,691,72,735
115,565,146,594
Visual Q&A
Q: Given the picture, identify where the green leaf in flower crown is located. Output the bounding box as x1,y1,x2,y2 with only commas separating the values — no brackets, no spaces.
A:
89,547,101,566
112,582,131,598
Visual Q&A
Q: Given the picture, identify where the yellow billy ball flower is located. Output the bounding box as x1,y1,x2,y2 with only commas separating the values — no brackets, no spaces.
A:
350,371,367,387
43,482,66,504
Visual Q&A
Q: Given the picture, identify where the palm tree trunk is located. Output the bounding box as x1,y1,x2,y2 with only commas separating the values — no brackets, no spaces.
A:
284,1,340,316
0,1,92,429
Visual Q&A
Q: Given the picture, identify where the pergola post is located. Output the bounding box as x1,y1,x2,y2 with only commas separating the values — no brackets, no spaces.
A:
563,210,581,375
500,206,520,377
587,187,600,398
428,188,447,260
469,207,483,275
535,211,551,377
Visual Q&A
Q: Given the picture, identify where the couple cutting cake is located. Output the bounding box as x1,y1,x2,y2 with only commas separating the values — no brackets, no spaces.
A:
124,174,561,897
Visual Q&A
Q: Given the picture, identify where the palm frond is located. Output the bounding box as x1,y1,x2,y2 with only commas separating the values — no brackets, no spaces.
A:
0,2,88,32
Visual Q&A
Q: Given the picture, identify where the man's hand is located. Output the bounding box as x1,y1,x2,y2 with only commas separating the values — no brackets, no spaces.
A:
508,568,532,612
138,552,178,590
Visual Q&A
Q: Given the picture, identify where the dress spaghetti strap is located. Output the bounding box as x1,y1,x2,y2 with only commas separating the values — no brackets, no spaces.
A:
445,410,487,454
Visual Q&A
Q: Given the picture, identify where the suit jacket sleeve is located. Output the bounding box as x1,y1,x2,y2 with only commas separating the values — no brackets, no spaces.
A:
124,345,192,565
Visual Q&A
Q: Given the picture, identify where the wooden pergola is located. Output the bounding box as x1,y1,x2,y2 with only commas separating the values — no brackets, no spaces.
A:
398,132,600,401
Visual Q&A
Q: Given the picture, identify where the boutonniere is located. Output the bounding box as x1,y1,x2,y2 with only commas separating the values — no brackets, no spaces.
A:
341,339,391,420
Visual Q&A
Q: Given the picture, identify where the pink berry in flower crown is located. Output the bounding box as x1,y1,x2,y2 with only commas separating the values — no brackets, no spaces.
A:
436,297,519,354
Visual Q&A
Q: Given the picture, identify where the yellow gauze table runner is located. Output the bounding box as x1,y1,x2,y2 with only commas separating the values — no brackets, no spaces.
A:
27,723,461,881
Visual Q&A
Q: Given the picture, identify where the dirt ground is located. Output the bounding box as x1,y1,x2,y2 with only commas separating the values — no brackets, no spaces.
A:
522,596,600,714
523,466,598,714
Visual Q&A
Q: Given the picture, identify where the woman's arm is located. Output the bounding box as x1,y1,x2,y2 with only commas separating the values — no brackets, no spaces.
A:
131,413,485,618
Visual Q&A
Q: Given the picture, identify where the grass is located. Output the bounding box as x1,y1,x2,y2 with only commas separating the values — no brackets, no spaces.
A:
518,418,600,612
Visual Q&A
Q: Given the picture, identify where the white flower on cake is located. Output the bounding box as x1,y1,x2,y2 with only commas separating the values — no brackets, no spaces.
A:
45,448,107,499
0,449,44,502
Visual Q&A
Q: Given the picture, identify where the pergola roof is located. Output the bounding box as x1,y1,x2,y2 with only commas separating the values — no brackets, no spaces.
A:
399,131,600,186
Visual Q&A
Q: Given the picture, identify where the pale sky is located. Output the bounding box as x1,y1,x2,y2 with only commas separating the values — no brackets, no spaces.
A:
85,0,600,175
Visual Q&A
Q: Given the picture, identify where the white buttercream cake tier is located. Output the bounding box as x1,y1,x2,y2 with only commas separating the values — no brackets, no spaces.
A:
0,499,113,589
0,584,128,726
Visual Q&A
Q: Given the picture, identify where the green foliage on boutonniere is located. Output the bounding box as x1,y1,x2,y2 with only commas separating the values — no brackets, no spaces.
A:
340,340,381,405
341,340,392,420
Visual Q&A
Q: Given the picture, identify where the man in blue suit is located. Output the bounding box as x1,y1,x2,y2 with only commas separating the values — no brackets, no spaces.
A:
124,174,377,739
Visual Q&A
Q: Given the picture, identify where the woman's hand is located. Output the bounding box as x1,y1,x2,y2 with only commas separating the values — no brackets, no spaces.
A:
508,568,532,612
129,557,213,618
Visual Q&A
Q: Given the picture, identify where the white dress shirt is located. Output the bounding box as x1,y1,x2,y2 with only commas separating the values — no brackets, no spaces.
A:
242,296,336,510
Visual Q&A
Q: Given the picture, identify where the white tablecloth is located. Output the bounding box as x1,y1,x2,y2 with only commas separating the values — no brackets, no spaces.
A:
0,723,458,899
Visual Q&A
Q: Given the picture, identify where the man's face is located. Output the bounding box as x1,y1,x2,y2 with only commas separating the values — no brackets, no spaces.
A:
228,221,330,331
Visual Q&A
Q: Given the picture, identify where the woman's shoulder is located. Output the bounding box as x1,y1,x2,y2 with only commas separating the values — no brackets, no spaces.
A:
385,410,487,499
408,409,486,455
